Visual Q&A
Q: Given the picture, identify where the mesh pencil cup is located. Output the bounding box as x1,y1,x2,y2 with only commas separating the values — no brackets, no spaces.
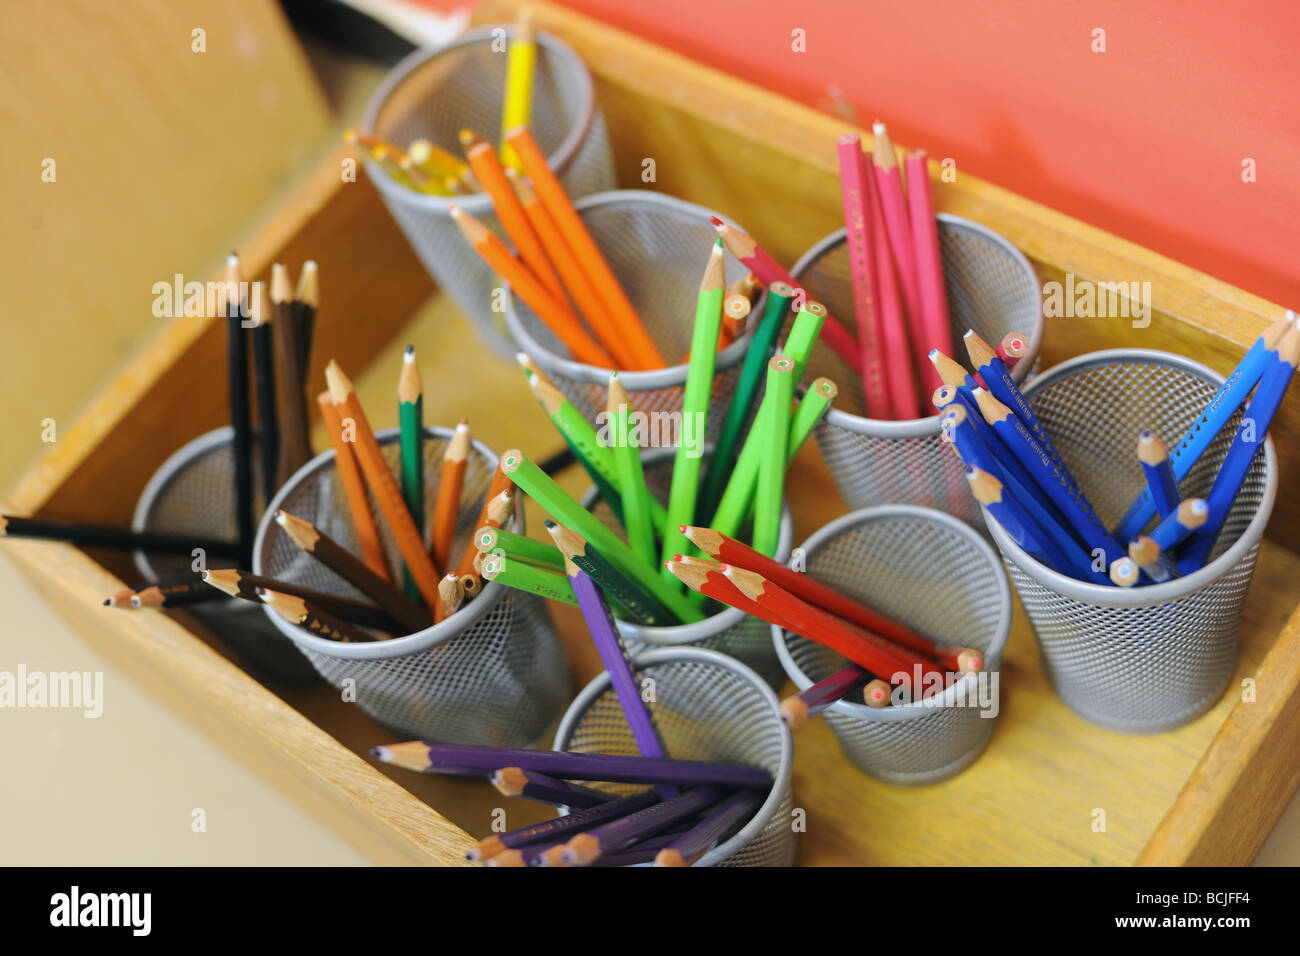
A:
361,27,616,356
133,426,318,683
554,646,797,866
254,426,573,745
579,446,795,689
504,190,755,440
789,215,1043,526
982,349,1277,734
772,506,1012,785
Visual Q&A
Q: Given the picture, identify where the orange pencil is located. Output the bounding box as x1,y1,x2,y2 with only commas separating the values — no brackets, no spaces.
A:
452,463,514,597
461,130,568,306
505,125,665,370
317,390,390,580
450,205,615,367
432,420,470,569
325,360,444,609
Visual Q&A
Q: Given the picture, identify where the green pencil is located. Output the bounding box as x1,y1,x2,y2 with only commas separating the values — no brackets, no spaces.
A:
546,521,680,627
398,345,424,602
475,525,565,571
783,301,828,382
711,376,836,539
499,449,704,623
753,355,795,555
661,240,726,579
607,371,656,568
697,280,795,522
481,552,577,606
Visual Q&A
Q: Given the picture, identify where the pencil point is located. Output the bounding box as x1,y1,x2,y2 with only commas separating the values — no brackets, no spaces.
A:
709,215,724,227
872,120,886,134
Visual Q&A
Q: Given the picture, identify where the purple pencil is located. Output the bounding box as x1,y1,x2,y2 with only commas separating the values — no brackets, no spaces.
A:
491,767,611,810
467,788,658,862
654,788,762,866
563,786,723,866
780,664,888,728
496,826,689,868
370,741,773,790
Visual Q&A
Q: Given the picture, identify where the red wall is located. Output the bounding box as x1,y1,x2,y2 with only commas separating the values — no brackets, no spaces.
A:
531,0,1297,307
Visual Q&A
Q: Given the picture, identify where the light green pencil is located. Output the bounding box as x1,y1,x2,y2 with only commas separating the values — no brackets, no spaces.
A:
660,240,726,580
608,371,656,568
783,301,828,383
753,355,795,556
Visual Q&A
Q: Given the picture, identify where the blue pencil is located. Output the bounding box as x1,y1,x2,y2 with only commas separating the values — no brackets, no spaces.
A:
1150,498,1209,553
1108,556,1140,588
973,387,1125,569
1113,310,1293,541
1178,327,1298,572
1128,535,1176,584
965,466,1080,576
1136,430,1181,520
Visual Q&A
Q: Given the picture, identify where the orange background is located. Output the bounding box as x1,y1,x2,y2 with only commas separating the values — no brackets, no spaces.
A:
444,0,1299,306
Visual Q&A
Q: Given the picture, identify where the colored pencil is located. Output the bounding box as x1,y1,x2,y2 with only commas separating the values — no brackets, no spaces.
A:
1150,497,1208,553
719,292,751,350
499,449,704,623
500,6,538,170
431,419,470,570
997,332,1026,368
406,137,470,180
248,280,279,504
871,123,923,341
450,204,615,367
682,525,981,672
753,355,795,556
435,573,464,623
836,133,889,418
698,280,795,522
316,389,390,580
326,360,445,609
653,789,762,867
1178,324,1298,571
661,240,726,573
546,521,680,626
274,509,431,633
1113,310,1293,541
608,371,656,567
452,462,514,593
1127,535,1175,584
467,788,660,862
1136,429,1181,520
710,216,860,367
371,740,774,790
505,125,664,369
201,568,405,632
783,300,829,384
563,786,723,866
1108,557,1140,588
780,664,880,728
0,516,244,559
865,159,918,419
906,149,953,394
964,465,1079,578
398,346,425,601
481,551,577,606
223,254,255,557
129,578,213,609
475,525,564,570
271,263,313,485
490,767,611,810
259,587,379,643
293,260,318,378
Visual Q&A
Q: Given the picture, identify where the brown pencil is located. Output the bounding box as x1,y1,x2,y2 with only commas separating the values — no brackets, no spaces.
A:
274,509,431,633
272,263,313,483
258,587,379,643
131,578,217,609
294,260,319,377
432,420,470,569
201,568,406,633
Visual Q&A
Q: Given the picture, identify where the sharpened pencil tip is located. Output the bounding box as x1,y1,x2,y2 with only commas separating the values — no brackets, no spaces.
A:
544,519,556,529
227,252,239,266
404,345,415,361
102,599,111,605
872,120,886,134
709,215,724,227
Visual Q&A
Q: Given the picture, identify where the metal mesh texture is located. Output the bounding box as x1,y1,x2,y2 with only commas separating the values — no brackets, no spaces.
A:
773,507,1011,784
789,217,1043,526
362,28,616,357
553,647,797,866
253,427,573,745
505,191,754,441
987,351,1275,733
578,447,794,689
133,428,318,683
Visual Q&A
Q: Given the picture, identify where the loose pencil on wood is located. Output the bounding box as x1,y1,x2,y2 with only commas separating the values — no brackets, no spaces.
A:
654,788,762,867
272,264,313,484
431,419,470,571
259,587,379,643
326,360,445,609
370,740,773,790
0,516,244,559
563,786,723,866
249,279,279,504
397,347,425,601
130,578,217,609
223,254,255,556
505,125,664,369
450,204,615,367
104,587,136,608
317,389,390,579
466,788,660,862
202,568,405,632
490,767,611,810
274,508,431,633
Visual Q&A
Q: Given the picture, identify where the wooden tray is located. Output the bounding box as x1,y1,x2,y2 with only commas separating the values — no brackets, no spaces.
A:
7,0,1299,866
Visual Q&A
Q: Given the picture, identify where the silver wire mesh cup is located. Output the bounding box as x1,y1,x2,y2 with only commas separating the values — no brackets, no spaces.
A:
361,27,616,357
504,190,754,440
579,446,795,688
133,427,318,683
789,215,1043,526
553,646,797,866
253,426,573,745
984,349,1278,733
772,506,1011,784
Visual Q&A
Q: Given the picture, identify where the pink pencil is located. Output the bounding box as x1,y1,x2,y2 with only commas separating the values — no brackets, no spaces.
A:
871,123,924,341
866,151,920,419
711,216,860,367
836,134,890,419
905,150,953,394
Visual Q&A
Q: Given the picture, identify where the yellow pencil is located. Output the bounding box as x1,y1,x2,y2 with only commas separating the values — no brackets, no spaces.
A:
500,6,537,171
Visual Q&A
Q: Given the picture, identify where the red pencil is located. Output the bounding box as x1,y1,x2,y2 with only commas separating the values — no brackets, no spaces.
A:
710,216,860,368
865,153,919,419
997,331,1026,369
836,133,890,419
871,123,924,343
905,150,952,395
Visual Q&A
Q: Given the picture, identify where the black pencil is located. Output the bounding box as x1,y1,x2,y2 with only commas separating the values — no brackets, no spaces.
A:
293,259,318,374
272,263,312,484
249,280,279,504
225,253,255,558
1,515,244,558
